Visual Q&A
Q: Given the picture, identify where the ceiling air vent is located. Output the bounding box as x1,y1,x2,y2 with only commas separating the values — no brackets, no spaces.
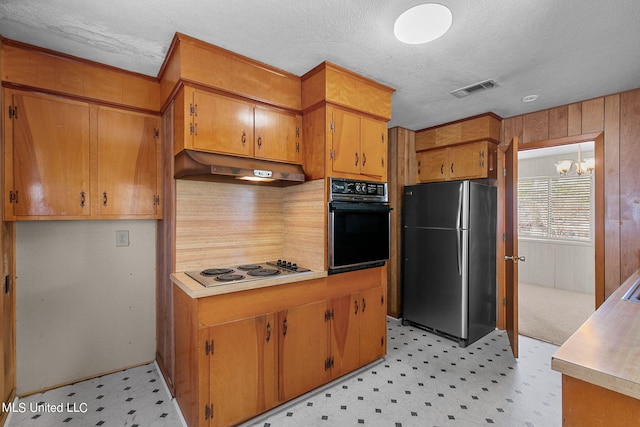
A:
450,79,498,98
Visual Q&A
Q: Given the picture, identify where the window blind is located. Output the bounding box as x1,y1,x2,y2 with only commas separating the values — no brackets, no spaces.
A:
517,175,592,241
517,177,549,237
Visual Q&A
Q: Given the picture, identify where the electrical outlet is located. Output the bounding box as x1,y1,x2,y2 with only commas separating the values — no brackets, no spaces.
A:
116,230,130,247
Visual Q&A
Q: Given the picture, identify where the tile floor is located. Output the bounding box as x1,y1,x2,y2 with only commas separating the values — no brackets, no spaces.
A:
6,317,561,427
5,364,183,427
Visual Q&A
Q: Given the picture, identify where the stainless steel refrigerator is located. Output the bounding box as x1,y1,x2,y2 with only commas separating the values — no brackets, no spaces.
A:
402,180,496,347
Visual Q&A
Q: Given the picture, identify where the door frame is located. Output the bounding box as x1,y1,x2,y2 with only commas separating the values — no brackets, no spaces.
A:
496,131,605,333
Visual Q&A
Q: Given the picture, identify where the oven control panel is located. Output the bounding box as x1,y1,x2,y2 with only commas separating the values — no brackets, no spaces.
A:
330,178,388,202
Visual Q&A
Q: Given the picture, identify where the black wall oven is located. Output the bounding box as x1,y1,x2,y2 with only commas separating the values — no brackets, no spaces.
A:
328,178,391,274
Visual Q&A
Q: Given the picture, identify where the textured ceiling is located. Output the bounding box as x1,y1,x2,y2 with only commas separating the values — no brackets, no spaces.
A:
1,0,639,130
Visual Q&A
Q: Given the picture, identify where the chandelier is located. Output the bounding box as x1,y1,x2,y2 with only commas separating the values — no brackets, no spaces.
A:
554,144,595,176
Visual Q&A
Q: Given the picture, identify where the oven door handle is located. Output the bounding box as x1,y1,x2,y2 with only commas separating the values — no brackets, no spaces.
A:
329,201,392,213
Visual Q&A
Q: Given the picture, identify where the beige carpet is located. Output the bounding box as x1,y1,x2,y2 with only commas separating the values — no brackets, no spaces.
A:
518,282,594,346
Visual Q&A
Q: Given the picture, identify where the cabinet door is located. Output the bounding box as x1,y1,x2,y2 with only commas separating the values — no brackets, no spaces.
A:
416,149,448,182
6,91,90,218
1,222,15,425
204,314,278,427
97,107,160,217
254,107,301,163
193,90,253,157
359,286,387,365
279,300,330,402
330,107,361,175
360,117,387,178
449,141,487,180
330,294,360,377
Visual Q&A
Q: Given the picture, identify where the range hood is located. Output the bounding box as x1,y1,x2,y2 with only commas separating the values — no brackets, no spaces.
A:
174,150,305,185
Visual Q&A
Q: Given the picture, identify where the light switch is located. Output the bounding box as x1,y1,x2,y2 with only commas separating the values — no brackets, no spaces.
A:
116,230,130,247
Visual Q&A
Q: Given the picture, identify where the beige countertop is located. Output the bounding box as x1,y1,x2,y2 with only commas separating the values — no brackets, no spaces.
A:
171,269,328,298
552,269,640,399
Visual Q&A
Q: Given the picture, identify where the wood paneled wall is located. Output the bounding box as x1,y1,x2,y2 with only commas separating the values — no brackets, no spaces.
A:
175,180,285,271
282,179,326,272
387,127,416,318
502,88,640,298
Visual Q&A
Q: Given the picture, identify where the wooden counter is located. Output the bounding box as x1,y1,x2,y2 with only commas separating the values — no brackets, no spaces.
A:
552,269,640,425
171,270,327,299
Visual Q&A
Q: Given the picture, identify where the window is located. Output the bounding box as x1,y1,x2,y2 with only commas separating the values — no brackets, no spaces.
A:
518,175,592,241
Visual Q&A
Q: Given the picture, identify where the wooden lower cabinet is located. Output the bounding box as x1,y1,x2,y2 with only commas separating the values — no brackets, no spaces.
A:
331,286,386,377
278,300,330,402
173,268,387,427
358,286,387,366
561,375,640,426
202,315,278,427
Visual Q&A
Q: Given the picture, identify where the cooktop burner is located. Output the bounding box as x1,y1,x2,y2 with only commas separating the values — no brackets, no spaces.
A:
184,260,312,288
237,264,262,271
215,273,245,282
247,268,279,277
201,268,234,276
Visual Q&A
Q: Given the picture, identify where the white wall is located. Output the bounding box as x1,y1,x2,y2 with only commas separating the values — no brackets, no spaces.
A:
518,239,594,294
16,220,156,394
518,146,595,294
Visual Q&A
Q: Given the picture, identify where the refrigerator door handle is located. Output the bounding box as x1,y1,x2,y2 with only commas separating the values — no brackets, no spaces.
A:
456,229,462,275
456,185,463,230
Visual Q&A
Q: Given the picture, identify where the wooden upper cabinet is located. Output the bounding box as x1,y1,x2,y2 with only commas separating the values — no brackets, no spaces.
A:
176,86,303,164
415,113,501,150
415,114,501,183
3,89,162,220
329,106,387,179
448,142,491,180
254,107,301,164
416,141,497,183
416,149,448,182
330,107,361,175
191,89,253,157
97,107,161,217
360,117,387,178
4,90,90,219
301,62,393,181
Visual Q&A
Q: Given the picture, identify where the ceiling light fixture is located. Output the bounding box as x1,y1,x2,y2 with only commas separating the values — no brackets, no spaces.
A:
522,95,539,103
555,144,595,176
394,3,453,44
